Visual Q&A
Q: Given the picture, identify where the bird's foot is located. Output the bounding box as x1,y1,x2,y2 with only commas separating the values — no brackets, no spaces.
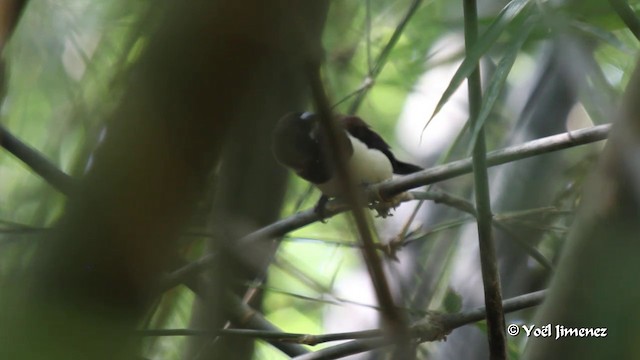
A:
368,186,412,218
370,202,396,218
314,195,330,223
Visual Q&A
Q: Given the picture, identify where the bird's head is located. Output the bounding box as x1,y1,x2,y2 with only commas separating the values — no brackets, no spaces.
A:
272,112,323,174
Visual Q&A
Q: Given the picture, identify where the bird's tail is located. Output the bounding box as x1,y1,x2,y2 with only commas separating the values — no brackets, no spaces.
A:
393,160,423,174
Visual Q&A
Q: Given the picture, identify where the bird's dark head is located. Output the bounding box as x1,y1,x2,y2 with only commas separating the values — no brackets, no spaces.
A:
272,112,323,175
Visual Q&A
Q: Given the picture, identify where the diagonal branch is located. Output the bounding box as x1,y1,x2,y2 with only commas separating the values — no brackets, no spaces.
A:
307,63,409,347
608,0,640,41
0,125,76,196
408,190,477,216
347,0,423,114
0,1,75,195
179,271,310,357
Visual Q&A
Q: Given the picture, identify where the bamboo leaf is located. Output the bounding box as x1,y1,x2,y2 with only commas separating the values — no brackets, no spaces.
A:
423,0,534,133
570,20,633,53
467,20,535,154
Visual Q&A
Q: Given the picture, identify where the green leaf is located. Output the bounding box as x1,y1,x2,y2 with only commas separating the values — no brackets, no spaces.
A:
442,288,463,313
423,0,534,133
466,20,535,154
570,20,633,54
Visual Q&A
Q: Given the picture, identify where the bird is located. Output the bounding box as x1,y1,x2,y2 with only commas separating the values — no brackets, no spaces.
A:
272,112,422,217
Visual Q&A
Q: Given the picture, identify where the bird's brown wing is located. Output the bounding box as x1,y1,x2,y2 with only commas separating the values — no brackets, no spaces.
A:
339,115,422,174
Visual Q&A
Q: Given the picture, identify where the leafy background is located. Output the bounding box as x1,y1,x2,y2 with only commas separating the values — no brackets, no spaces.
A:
0,0,638,359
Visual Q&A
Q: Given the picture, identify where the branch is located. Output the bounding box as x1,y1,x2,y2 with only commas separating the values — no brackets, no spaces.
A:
307,63,409,347
0,1,75,196
408,190,477,216
179,274,310,357
140,327,382,345
402,191,554,271
608,0,640,41
163,124,610,290
0,125,75,195
378,124,610,197
291,290,546,360
140,289,545,350
223,292,309,357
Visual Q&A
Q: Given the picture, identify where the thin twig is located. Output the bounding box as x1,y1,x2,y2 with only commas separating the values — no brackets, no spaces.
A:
406,190,554,272
408,190,477,216
223,292,309,356
493,222,554,272
400,217,474,249
180,275,310,357
348,0,423,114
307,63,409,343
0,2,73,195
365,0,373,72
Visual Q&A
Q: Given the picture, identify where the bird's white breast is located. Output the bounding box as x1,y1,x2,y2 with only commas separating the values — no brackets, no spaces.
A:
316,135,393,197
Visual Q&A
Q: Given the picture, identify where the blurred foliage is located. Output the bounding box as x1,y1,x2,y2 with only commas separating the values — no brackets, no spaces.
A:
0,0,638,359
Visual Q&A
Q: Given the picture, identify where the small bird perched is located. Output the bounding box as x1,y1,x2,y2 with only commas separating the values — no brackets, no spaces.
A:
272,112,422,217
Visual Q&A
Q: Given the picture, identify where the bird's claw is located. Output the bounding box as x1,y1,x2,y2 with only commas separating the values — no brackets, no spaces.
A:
370,202,395,218
314,195,330,223
368,186,407,218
